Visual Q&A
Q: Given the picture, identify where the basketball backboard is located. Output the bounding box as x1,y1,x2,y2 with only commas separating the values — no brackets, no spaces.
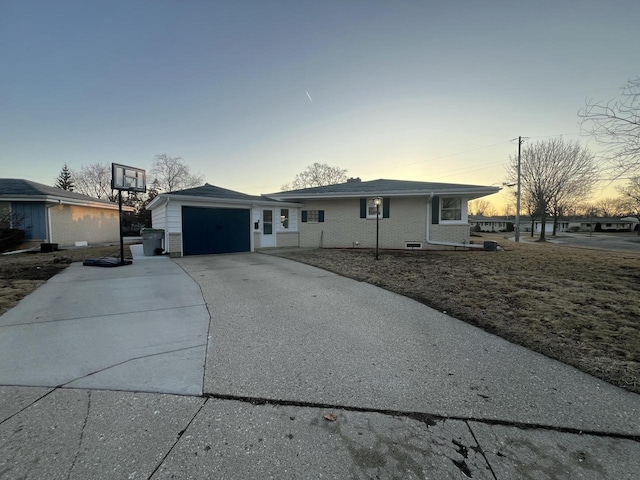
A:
111,163,146,192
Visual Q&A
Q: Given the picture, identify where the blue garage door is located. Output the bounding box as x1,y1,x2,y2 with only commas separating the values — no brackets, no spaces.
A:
182,206,250,255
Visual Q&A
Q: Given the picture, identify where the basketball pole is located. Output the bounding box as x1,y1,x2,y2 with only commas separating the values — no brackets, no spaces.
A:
119,190,125,265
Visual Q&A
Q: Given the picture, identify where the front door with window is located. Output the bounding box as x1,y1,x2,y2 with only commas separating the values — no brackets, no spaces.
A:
261,209,276,247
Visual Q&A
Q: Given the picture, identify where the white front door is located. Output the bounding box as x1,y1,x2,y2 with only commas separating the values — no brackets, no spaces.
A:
261,209,276,247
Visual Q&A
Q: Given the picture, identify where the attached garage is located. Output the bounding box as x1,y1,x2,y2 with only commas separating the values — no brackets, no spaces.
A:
147,183,301,257
182,206,250,255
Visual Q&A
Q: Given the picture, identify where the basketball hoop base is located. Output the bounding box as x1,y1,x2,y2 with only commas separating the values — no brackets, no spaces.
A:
83,257,132,268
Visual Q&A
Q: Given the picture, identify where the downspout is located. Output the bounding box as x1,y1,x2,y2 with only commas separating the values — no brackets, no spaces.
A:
425,193,483,249
162,196,170,255
45,203,54,243
44,200,60,243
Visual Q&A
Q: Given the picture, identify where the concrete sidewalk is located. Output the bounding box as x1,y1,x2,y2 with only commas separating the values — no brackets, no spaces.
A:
0,250,638,479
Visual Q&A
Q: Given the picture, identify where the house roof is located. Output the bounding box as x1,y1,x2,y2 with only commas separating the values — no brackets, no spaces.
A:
147,183,300,210
0,178,127,210
266,178,500,200
169,183,266,202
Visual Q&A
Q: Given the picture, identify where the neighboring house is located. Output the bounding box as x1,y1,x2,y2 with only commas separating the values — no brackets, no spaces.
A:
526,217,636,234
469,216,513,232
569,218,637,232
0,178,131,246
148,179,499,256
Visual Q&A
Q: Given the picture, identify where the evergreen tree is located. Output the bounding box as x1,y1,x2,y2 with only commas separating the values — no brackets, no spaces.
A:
55,164,75,191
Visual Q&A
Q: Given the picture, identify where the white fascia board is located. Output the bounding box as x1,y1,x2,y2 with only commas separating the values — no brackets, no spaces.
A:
146,195,167,210
161,194,301,208
2,194,128,211
267,187,500,201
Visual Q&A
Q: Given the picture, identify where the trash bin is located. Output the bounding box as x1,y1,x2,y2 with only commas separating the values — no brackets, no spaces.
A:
142,229,165,256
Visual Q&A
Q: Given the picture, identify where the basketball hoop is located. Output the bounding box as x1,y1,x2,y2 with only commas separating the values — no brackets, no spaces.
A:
110,163,147,266
112,163,146,192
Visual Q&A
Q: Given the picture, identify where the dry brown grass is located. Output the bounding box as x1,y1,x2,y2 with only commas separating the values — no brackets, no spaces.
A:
269,237,640,393
0,245,133,316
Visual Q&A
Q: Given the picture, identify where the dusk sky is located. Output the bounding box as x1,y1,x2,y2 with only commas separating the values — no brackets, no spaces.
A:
1,0,637,208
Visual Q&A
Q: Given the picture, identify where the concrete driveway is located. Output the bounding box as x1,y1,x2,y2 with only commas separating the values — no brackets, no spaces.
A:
0,253,209,395
1,250,639,479
176,253,639,435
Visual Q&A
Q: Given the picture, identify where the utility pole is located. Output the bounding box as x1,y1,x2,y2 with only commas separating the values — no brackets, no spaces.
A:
515,136,523,243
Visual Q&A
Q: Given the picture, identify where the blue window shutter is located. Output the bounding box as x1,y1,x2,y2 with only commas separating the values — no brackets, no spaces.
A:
359,198,366,218
318,210,325,222
382,198,390,218
301,211,308,223
432,197,440,224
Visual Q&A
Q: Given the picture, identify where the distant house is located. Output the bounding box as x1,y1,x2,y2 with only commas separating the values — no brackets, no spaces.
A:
469,216,513,232
148,178,499,256
0,178,132,246
518,216,637,234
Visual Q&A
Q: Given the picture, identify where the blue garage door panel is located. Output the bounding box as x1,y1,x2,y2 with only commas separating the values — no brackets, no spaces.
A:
182,206,250,255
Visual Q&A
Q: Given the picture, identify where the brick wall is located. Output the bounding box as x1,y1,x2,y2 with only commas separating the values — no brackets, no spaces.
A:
429,224,471,244
276,231,300,247
49,205,119,246
299,197,428,249
168,232,182,257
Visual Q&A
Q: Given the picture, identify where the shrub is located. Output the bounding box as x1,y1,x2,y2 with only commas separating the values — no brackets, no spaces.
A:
0,229,26,252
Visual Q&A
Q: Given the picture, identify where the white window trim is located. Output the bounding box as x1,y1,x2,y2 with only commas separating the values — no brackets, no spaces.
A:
439,196,467,224
279,208,289,230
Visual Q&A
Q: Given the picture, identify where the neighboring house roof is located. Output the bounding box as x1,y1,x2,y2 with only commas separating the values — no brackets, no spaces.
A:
266,178,499,200
147,183,300,210
469,216,511,223
0,178,129,211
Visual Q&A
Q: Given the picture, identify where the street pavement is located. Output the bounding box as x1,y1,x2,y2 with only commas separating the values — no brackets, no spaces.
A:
526,231,640,253
0,248,638,479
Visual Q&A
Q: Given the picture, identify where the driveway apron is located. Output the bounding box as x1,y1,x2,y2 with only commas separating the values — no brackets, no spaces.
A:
0,257,209,395
176,253,639,435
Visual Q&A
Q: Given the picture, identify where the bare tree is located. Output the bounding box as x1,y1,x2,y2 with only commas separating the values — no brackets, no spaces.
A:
593,197,626,218
73,162,117,201
468,199,491,216
618,176,640,235
507,138,599,241
150,154,204,193
281,163,348,191
579,77,640,175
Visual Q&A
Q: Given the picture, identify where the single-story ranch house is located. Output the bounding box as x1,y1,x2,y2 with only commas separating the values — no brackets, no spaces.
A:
0,178,131,246
147,178,499,256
